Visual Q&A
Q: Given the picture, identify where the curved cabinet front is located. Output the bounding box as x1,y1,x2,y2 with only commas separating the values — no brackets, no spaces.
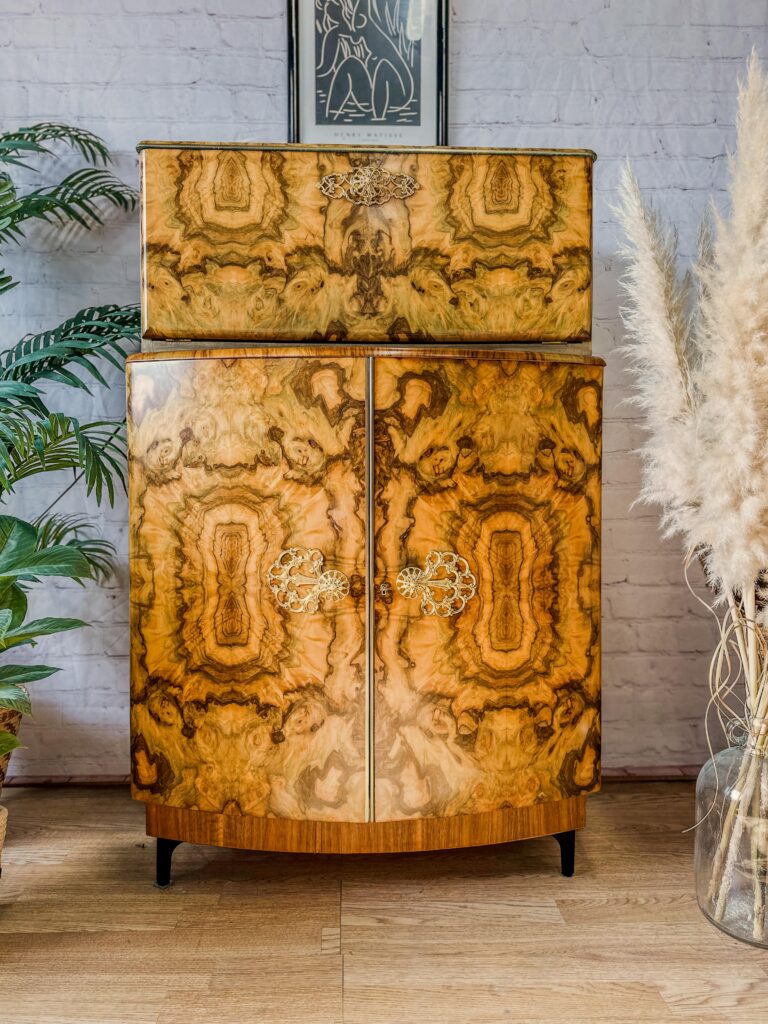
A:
128,347,603,853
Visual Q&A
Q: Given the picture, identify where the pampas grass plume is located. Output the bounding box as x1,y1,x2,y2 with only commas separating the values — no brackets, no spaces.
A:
617,51,768,598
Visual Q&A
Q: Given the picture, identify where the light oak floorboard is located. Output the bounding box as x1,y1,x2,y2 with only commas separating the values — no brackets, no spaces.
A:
0,783,765,1023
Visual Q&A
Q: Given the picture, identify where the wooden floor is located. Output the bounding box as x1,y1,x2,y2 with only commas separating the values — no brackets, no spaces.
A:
0,783,766,1024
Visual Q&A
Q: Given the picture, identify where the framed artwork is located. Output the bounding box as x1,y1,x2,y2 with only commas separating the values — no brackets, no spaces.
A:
288,0,449,146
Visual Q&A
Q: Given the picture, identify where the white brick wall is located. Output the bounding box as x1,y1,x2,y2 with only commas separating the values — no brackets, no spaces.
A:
1,0,765,776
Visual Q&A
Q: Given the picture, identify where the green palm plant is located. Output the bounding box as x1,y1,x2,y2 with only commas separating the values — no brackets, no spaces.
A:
0,122,135,295
0,123,139,765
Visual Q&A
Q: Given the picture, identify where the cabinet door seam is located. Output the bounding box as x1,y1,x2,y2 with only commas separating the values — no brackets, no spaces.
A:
365,355,375,823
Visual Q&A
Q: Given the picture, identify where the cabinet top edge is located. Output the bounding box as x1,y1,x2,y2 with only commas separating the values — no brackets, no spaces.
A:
137,141,598,160
127,346,606,368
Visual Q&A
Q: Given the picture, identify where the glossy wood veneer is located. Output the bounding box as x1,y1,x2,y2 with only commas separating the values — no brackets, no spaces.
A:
373,354,602,820
140,143,593,345
146,796,585,854
128,345,605,366
129,351,368,822
128,345,603,851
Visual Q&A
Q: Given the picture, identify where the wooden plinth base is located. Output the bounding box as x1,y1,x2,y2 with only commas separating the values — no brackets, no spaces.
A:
144,797,586,856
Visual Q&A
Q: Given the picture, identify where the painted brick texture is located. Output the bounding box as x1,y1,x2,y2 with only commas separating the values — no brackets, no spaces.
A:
1,0,766,775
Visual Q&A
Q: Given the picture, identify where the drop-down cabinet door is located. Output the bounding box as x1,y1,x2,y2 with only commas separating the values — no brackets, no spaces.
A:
372,354,603,822
139,144,594,346
128,353,367,822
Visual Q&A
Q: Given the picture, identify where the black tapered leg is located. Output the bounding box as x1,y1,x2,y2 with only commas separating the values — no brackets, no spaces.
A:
553,829,575,877
155,838,182,888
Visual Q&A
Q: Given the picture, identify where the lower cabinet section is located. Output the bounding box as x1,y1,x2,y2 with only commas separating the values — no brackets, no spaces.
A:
128,346,603,852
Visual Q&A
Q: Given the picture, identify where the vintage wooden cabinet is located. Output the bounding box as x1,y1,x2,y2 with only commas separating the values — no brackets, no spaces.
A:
131,143,602,884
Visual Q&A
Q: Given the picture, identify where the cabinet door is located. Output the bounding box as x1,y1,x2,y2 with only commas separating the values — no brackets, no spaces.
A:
128,354,367,821
141,146,592,344
373,355,602,821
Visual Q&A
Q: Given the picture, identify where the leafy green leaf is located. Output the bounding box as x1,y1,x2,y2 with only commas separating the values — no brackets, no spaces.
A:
0,380,41,401
0,516,91,580
0,730,21,756
0,683,32,715
0,516,37,567
0,609,12,639
0,123,134,717
0,664,59,686
0,616,86,651
0,140,46,170
0,581,28,630
6,545,92,579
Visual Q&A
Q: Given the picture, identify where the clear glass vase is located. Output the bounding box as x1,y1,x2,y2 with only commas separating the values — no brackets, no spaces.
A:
695,744,768,947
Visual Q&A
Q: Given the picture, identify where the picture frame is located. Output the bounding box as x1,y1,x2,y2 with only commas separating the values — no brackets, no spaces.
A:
287,0,449,146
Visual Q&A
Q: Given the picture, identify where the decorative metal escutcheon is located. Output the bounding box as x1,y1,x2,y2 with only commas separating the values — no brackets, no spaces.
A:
395,550,478,618
268,547,350,614
317,163,421,207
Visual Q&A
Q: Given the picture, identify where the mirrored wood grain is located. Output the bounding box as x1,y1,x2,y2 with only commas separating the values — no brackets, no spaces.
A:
373,355,603,821
140,145,593,344
128,354,367,821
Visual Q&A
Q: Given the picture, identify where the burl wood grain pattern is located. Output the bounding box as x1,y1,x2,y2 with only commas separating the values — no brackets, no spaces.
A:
140,144,593,344
373,355,602,821
128,354,367,821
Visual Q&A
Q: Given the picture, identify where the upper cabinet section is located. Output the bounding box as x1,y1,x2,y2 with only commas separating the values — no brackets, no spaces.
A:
139,143,594,345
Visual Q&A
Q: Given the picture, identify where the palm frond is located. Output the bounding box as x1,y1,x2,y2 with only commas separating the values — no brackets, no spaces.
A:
0,267,16,296
0,413,126,505
0,167,137,244
0,304,140,389
0,380,41,403
0,174,20,291
0,173,17,267
34,513,117,581
0,407,47,490
0,123,112,168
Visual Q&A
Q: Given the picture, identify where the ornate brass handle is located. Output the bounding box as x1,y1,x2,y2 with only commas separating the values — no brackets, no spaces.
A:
317,163,420,207
268,547,350,614
395,550,477,618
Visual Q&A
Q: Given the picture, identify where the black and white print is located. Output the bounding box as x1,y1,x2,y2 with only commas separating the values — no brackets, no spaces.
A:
314,0,421,127
290,0,447,145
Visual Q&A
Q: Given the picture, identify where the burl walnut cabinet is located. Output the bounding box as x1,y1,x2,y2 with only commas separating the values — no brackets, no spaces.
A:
130,144,603,883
